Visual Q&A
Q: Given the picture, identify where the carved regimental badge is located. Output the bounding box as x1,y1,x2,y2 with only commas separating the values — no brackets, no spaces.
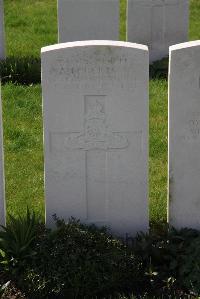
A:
65,96,129,150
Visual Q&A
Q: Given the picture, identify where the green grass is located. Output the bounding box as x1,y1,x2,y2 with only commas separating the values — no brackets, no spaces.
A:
4,0,57,58
190,0,200,40
4,0,200,57
120,0,127,41
2,84,44,218
149,79,168,223
1,0,200,223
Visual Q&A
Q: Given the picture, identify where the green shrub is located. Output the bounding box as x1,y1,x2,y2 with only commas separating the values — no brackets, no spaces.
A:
2,210,200,298
20,217,146,299
133,224,200,297
180,235,200,295
0,208,41,277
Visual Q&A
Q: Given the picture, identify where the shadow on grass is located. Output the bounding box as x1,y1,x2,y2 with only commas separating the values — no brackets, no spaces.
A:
150,57,169,80
0,56,41,85
0,56,169,85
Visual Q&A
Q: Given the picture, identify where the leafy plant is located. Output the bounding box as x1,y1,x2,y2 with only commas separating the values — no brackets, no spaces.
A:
0,208,40,275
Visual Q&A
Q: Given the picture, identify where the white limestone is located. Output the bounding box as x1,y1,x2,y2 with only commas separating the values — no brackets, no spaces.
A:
168,41,200,229
42,40,149,236
127,0,189,62
0,84,5,226
0,0,5,60
57,0,119,43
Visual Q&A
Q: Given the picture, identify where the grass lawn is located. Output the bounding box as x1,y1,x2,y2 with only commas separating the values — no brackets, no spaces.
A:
2,0,200,223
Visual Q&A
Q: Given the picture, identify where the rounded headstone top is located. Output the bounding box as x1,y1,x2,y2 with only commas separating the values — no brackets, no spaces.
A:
41,40,148,54
170,40,200,52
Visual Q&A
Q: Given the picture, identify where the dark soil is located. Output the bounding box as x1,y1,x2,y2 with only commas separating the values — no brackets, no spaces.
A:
0,273,26,299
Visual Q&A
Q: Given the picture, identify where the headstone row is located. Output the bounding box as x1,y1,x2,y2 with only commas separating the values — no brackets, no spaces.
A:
41,39,200,236
0,0,190,62
57,0,189,62
1,39,200,236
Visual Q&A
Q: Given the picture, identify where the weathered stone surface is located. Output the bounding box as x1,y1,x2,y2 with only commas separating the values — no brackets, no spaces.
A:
0,84,5,226
168,41,200,229
0,0,5,60
58,0,119,43
127,0,189,62
42,41,149,236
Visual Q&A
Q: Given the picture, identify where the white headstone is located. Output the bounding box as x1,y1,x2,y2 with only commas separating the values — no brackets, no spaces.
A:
0,84,5,226
42,41,149,236
127,0,189,62
169,41,200,229
57,0,119,43
0,0,5,60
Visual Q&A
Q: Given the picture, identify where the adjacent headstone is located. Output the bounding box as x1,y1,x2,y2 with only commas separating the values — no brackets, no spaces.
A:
127,0,189,62
57,0,119,43
0,0,5,60
0,84,5,226
42,40,149,236
169,41,200,229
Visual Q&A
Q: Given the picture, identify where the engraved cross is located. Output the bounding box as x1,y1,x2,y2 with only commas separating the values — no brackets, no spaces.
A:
50,95,132,223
